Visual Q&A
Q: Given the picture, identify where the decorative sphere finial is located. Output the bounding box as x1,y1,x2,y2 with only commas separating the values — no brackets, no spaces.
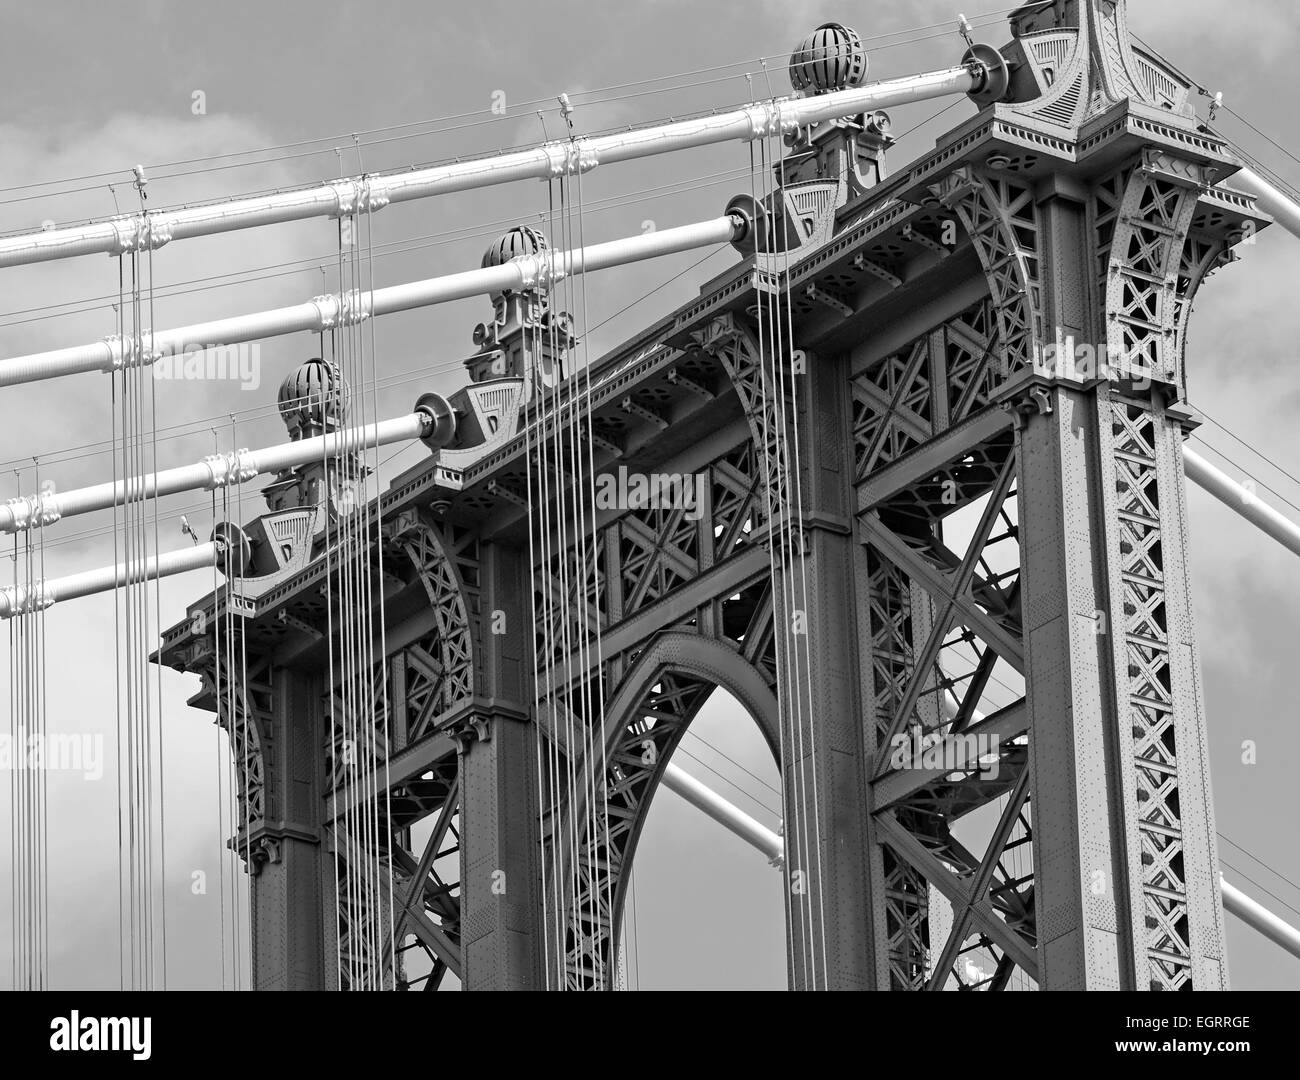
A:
789,23,868,95
277,356,347,440
480,224,549,268
481,225,550,299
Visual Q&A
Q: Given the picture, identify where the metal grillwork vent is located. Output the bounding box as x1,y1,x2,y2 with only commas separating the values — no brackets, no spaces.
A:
785,180,839,243
1137,56,1182,109
1038,73,1084,125
1028,30,1074,71
269,511,313,551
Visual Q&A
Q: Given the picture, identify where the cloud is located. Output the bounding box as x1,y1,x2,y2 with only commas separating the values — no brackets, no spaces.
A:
1130,0,1300,67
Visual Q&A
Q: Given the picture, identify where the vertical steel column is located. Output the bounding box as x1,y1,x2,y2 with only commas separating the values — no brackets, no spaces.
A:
1014,184,1228,990
456,542,545,989
778,345,881,989
249,668,327,991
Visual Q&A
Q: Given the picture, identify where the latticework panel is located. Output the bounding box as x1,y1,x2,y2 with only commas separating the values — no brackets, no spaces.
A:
933,168,1043,380
1110,400,1192,990
546,669,715,990
944,297,1000,422
198,647,274,828
853,340,932,481
709,441,762,559
1095,158,1202,385
859,404,1035,990
535,534,607,668
615,504,698,616
866,546,918,745
333,841,396,991
394,514,478,710
324,661,391,792
882,844,929,989
851,297,1001,483
694,312,793,518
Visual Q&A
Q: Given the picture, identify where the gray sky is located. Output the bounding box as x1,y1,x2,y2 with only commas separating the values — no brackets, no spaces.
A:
0,0,1297,990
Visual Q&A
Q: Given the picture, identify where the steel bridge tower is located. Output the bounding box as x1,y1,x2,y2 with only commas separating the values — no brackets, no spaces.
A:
158,0,1264,990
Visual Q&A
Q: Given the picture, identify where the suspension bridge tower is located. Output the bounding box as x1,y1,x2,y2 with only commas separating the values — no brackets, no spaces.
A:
149,0,1267,990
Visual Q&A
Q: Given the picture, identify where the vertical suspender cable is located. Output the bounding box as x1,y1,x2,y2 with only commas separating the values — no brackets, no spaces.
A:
208,480,229,990
755,129,815,990
549,176,581,989
146,234,169,988
539,304,564,990
758,130,812,990
233,431,254,990
7,507,13,989
533,274,564,990
575,156,616,991
35,457,49,988
356,194,380,991
564,175,593,990
320,351,344,990
564,164,601,989
221,471,242,989
772,112,830,991
354,186,383,991
546,179,573,987
525,296,552,989
362,183,399,992
747,135,799,989
341,216,363,989
334,219,360,988
111,262,125,989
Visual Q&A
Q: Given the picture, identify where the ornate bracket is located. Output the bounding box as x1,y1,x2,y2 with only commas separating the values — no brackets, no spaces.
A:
248,836,282,876
1094,152,1211,388
388,509,477,712
449,713,492,750
692,312,793,540
195,646,274,849
931,166,1044,382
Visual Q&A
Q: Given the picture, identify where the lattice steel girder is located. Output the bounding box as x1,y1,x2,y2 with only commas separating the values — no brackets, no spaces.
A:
387,785,464,980
541,543,769,695
926,766,1031,989
844,86,1247,983
857,407,1013,513
875,811,1038,978
996,150,1232,989
1015,380,1228,990
154,2,1269,994
871,700,1027,810
328,732,457,824
850,373,1031,990
546,642,764,988
871,453,1019,763
861,513,1025,678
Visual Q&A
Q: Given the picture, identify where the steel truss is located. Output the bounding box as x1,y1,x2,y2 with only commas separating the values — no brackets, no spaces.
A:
155,0,1268,990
